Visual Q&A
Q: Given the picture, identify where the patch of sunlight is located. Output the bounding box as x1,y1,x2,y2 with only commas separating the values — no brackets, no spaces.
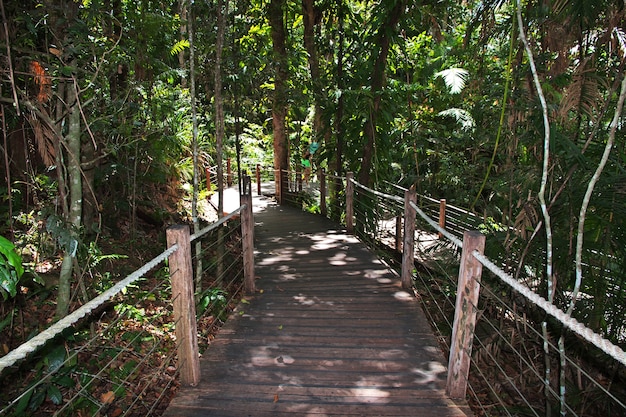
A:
293,294,316,305
259,254,294,265
279,273,298,281
320,359,344,367
363,269,388,279
393,291,414,301
304,407,330,417
274,355,295,366
379,349,409,360
296,249,310,255
374,360,404,372
377,278,392,284
351,378,390,403
411,361,447,385
328,252,357,266
250,345,279,367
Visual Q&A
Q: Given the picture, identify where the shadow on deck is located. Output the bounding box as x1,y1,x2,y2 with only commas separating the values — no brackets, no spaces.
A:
164,190,473,416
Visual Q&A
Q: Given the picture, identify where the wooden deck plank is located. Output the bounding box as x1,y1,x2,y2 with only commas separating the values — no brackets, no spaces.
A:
163,195,473,417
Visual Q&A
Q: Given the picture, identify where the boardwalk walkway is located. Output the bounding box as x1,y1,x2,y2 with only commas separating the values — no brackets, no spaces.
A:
163,191,473,416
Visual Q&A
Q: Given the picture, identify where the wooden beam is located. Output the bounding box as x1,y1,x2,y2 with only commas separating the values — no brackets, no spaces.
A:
346,172,354,233
241,176,256,294
446,230,486,399
400,186,416,290
166,225,200,386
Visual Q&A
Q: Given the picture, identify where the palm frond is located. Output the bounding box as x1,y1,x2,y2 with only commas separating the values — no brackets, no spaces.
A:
434,68,469,94
28,111,56,167
437,108,475,131
558,67,607,126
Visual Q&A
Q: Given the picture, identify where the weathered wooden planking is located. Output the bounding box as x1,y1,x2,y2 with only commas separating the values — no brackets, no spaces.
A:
163,197,473,417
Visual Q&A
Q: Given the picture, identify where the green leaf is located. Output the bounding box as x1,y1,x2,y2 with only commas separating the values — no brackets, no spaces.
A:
55,374,76,388
45,345,67,373
15,387,34,414
29,387,46,410
0,236,24,278
0,268,17,299
47,385,63,405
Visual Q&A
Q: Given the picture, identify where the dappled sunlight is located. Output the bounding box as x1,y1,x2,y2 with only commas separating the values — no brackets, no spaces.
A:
411,361,447,386
394,291,414,301
249,344,280,367
293,294,316,306
351,377,391,404
379,348,410,360
328,251,357,266
363,268,390,280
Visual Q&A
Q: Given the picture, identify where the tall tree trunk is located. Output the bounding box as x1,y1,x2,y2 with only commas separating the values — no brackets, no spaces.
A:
331,0,345,220
358,0,404,186
269,0,289,199
302,0,323,140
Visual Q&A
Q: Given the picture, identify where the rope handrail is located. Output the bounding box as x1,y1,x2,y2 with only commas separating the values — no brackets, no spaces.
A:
472,250,626,367
409,200,463,248
349,177,404,204
190,205,246,242
347,177,625,368
0,245,178,375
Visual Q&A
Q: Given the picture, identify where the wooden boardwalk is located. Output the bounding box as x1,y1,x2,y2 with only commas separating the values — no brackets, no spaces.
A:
163,194,473,416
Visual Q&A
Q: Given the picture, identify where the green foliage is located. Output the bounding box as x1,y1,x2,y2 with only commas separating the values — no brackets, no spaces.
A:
197,288,228,320
12,345,77,415
0,236,25,300
170,39,190,56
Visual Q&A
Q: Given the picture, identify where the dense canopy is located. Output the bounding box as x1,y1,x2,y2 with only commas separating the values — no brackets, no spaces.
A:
1,0,626,414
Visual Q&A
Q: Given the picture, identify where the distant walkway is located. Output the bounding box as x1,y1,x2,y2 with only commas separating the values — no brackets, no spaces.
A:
164,190,473,416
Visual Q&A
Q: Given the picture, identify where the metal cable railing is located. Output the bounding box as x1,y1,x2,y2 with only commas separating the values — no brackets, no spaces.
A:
0,203,250,416
339,175,626,416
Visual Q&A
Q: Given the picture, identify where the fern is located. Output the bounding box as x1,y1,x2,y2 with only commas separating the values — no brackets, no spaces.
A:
170,39,190,56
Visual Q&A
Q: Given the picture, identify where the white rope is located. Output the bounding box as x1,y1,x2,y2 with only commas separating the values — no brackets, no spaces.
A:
349,177,405,204
190,204,246,242
403,195,625,367
0,246,178,374
472,250,626,367
409,200,463,248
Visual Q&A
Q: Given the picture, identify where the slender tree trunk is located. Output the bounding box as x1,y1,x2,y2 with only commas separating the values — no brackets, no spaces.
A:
215,0,227,281
56,79,82,319
187,0,205,295
178,0,188,88
358,0,404,186
269,0,289,199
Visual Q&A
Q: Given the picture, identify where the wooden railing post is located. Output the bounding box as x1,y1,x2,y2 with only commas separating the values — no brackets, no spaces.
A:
319,168,327,217
240,175,256,294
400,186,416,290
346,172,354,233
256,164,261,196
438,199,446,238
166,225,200,386
446,230,486,399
